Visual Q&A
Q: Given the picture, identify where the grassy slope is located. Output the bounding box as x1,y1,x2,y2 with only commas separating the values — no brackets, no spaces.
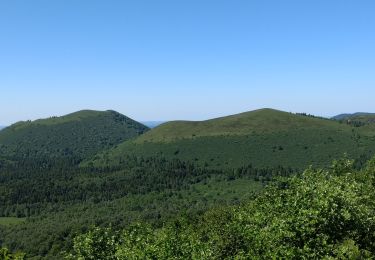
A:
0,217,25,226
134,108,345,142
89,109,375,169
0,110,149,160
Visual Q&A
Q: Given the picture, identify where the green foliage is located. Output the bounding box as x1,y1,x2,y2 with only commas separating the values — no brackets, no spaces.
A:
71,156,375,259
67,227,119,260
0,248,25,260
115,224,160,259
232,168,375,258
331,155,355,175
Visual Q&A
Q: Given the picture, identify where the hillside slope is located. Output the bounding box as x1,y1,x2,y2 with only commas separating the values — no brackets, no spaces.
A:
89,109,375,169
135,109,346,142
0,110,149,160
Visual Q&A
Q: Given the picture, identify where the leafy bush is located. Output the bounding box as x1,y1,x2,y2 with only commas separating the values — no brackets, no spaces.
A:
0,247,25,260
67,227,120,260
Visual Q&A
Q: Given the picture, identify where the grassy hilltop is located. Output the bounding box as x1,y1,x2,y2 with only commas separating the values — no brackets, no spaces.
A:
89,108,375,169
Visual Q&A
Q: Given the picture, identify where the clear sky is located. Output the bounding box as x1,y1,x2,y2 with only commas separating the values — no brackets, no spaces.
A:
1,0,374,125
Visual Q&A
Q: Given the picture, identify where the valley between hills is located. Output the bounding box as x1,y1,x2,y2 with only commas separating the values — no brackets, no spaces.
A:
1,108,375,259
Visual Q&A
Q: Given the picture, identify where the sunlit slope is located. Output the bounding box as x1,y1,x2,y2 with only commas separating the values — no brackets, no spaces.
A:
134,109,344,142
89,109,375,169
0,110,149,160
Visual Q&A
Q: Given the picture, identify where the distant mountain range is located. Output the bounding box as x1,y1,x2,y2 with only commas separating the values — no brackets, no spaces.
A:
332,112,375,121
141,121,165,128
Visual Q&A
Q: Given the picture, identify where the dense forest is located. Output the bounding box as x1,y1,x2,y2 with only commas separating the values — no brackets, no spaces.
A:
2,156,375,259
0,153,295,258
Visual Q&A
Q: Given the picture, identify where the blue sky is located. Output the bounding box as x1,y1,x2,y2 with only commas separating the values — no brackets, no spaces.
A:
1,0,374,125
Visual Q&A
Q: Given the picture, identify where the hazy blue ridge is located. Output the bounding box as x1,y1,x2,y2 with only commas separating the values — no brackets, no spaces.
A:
332,112,375,120
141,121,165,128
